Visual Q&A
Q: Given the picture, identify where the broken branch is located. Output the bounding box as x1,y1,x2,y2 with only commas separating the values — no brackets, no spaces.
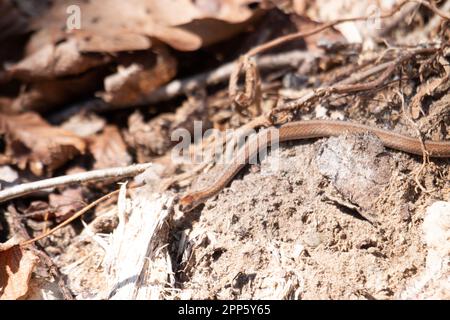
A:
0,163,152,203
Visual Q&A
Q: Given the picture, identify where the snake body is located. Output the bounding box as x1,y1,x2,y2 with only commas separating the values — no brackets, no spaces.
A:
180,120,450,211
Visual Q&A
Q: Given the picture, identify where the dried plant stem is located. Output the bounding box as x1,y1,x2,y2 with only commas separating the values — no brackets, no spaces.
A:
117,50,318,107
20,189,121,246
229,1,444,112
274,47,437,114
246,0,448,57
49,51,318,121
0,163,152,203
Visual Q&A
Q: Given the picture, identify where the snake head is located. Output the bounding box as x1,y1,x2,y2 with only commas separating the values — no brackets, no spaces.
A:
179,194,201,212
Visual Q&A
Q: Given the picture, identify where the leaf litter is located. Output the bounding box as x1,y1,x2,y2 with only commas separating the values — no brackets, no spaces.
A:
0,0,449,300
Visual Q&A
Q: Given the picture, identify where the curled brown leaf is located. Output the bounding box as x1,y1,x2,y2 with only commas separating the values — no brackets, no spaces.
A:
0,238,39,300
88,126,132,169
9,39,111,80
30,0,261,53
0,112,86,175
101,47,177,107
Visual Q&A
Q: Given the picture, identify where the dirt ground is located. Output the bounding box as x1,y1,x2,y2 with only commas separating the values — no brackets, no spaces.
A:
43,126,449,300
174,132,449,299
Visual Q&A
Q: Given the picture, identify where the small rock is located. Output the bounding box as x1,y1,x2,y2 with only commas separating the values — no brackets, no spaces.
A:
0,166,18,189
316,133,393,221
303,230,322,248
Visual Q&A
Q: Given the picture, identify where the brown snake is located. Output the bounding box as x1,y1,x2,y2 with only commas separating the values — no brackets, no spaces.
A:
180,120,450,211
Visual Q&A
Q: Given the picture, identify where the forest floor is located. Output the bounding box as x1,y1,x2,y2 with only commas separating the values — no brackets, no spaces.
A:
0,0,449,300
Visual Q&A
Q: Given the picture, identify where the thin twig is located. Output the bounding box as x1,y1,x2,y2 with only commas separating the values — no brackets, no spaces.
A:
0,163,152,203
273,64,393,114
274,47,437,114
396,90,434,193
48,50,319,121
334,61,393,86
20,189,121,246
229,1,446,114
105,50,318,109
246,0,448,57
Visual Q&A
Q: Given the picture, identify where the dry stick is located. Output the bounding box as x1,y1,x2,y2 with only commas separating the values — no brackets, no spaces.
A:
20,189,121,246
396,90,433,193
94,51,318,111
49,51,318,121
229,61,396,133
0,163,152,203
229,0,447,116
334,61,393,86
284,61,394,109
246,0,449,58
274,47,438,114
230,1,437,115
227,47,438,142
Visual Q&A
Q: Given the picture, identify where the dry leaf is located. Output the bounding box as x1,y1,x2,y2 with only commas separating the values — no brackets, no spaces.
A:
0,238,39,300
101,47,177,107
411,76,450,119
0,112,86,175
22,187,85,222
11,68,106,113
22,201,49,220
124,96,209,162
124,112,174,162
9,39,111,80
29,0,261,53
7,0,262,112
61,112,106,138
88,126,132,169
49,187,85,222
